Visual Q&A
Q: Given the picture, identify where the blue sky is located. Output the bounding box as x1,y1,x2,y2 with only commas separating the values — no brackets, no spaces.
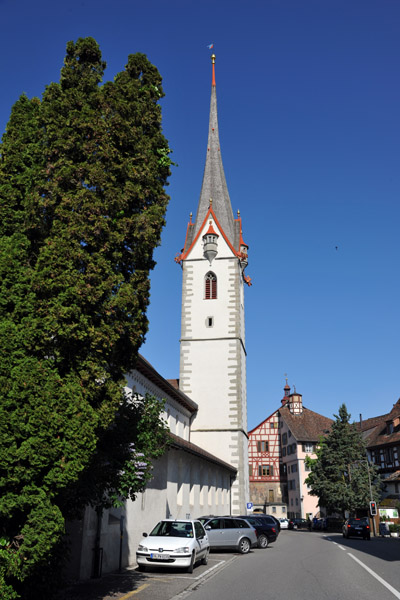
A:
1,0,399,430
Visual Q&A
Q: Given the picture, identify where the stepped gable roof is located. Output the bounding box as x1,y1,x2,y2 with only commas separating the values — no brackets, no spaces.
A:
168,432,237,473
359,399,400,448
184,54,235,252
135,355,197,413
279,404,333,442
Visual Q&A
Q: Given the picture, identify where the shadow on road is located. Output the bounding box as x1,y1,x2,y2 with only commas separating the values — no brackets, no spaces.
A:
322,532,400,563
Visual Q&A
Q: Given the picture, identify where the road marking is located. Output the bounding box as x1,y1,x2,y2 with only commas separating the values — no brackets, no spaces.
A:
347,553,400,599
119,583,150,599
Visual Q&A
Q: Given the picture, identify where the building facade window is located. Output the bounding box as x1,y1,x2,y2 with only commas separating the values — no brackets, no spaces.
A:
258,464,273,477
257,440,269,453
302,443,314,453
282,433,287,445
205,272,217,299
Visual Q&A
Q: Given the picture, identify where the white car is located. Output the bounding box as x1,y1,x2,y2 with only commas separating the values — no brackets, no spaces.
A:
279,518,289,529
136,519,210,573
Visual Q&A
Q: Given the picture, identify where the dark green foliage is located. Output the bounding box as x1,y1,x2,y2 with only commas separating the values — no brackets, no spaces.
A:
0,38,170,597
305,404,381,517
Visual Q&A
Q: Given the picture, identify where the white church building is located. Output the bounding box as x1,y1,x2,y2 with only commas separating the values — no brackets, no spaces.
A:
67,54,251,580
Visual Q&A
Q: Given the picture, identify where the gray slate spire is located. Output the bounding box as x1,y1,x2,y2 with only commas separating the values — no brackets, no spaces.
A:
187,55,236,249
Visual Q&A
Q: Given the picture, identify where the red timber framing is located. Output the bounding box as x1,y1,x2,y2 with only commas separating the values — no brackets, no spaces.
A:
248,409,281,484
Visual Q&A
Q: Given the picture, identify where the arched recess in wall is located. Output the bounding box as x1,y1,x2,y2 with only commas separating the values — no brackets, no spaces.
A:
205,272,217,299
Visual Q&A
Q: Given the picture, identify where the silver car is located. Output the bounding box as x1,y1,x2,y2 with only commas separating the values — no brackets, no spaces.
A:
201,517,257,554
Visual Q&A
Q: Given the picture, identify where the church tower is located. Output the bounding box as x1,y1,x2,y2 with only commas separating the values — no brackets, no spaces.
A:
175,55,251,514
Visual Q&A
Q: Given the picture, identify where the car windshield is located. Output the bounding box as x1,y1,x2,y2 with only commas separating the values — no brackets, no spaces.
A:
150,521,194,538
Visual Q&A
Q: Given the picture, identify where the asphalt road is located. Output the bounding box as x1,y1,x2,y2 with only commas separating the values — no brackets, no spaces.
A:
181,531,400,600
60,531,400,600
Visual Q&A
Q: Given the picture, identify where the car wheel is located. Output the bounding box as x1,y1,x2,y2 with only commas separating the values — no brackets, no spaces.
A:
258,534,269,549
201,548,209,565
187,551,195,573
138,564,146,572
238,537,251,554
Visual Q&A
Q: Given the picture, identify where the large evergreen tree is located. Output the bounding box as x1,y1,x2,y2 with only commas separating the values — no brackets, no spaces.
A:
305,404,381,517
0,38,171,598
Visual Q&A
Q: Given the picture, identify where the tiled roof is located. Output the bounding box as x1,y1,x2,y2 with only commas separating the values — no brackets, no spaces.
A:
168,432,237,473
384,470,400,482
135,355,198,413
279,405,333,442
359,399,400,449
166,378,180,390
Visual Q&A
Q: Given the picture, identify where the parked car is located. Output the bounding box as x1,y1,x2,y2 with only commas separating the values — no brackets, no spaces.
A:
288,518,309,530
136,519,209,573
279,518,289,529
243,513,281,532
237,515,278,548
201,516,258,554
312,518,325,530
342,517,370,540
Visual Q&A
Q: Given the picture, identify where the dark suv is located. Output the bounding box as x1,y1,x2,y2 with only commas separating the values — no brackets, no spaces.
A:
342,517,370,540
237,515,278,548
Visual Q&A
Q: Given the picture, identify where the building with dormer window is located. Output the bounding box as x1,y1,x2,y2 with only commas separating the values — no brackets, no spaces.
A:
248,382,332,519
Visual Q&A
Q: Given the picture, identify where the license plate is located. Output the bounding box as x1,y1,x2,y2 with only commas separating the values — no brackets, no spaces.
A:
355,527,362,530
150,553,170,560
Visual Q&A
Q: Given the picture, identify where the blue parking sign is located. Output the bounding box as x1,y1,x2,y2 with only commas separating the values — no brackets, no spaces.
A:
246,502,253,510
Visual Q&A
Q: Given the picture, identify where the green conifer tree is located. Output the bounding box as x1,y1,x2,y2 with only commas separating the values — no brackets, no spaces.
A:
0,38,171,598
305,404,381,517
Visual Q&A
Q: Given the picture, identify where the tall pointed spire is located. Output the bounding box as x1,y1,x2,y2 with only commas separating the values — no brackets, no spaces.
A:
191,54,235,245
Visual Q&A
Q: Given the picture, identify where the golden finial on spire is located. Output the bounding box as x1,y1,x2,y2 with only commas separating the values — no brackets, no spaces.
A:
211,54,216,64
237,210,240,217
209,198,213,206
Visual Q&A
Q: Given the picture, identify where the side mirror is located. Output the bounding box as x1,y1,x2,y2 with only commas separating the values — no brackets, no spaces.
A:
142,532,148,537
205,526,211,530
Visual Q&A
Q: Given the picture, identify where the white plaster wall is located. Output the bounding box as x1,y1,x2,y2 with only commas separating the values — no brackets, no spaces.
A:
179,217,249,514
72,448,233,580
125,370,191,441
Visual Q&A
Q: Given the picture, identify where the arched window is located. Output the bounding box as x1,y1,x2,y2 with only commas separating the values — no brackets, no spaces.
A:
205,272,217,299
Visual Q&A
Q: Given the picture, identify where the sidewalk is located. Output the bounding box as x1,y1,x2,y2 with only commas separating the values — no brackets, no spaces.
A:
58,554,236,600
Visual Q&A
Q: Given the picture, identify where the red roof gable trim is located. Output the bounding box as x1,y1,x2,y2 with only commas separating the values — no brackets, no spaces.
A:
175,220,195,263
176,205,240,263
248,408,280,435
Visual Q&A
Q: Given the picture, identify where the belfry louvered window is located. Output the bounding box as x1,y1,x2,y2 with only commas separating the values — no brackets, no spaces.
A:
205,272,217,299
